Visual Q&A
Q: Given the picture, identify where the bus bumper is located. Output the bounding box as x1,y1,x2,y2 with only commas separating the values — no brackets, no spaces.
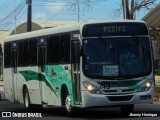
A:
81,87,154,108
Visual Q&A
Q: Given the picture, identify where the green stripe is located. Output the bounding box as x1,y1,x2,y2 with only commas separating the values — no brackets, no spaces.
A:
19,70,59,99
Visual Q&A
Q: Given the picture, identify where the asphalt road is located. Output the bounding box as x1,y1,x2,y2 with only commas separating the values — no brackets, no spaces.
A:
0,99,160,120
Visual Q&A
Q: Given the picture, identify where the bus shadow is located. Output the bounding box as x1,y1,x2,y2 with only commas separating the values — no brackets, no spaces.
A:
41,107,126,119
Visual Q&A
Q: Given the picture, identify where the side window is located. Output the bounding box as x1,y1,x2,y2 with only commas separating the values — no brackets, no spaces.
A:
29,39,37,65
47,35,60,64
61,34,71,63
18,40,29,66
18,41,22,66
4,43,11,68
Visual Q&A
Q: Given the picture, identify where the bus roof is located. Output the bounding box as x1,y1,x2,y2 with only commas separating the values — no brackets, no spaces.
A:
5,23,80,42
4,20,146,42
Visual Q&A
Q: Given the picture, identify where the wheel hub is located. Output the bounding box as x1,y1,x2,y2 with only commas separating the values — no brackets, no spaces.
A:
65,96,71,112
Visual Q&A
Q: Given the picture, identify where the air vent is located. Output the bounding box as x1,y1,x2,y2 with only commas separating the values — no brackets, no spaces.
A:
103,90,117,93
108,95,133,102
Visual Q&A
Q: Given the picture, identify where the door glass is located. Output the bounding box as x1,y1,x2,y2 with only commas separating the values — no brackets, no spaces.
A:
12,49,17,73
38,46,46,72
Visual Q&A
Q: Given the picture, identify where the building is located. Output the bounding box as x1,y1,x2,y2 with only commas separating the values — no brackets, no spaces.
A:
10,21,78,35
0,30,11,79
142,4,160,42
0,30,11,46
142,4,160,77
142,4,160,59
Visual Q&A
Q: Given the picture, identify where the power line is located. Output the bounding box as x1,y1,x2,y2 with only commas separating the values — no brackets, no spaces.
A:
0,1,26,31
1,0,107,31
0,1,25,23
32,4,68,6
14,0,102,31
0,0,10,9
29,2,69,30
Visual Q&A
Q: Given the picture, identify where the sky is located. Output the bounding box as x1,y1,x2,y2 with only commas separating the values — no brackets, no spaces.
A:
0,0,160,31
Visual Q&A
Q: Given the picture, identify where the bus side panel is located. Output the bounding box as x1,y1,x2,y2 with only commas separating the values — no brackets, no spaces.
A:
47,88,61,106
45,65,73,106
4,68,14,102
27,81,41,105
18,67,41,105
17,69,25,104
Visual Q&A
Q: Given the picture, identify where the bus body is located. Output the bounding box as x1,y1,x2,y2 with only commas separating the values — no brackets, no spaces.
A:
3,20,154,115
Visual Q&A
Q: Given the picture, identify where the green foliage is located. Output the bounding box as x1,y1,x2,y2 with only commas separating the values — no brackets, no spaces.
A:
157,32,160,40
154,86,160,101
154,59,160,75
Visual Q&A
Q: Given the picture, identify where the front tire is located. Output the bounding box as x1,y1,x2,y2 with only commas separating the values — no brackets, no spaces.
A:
65,92,76,117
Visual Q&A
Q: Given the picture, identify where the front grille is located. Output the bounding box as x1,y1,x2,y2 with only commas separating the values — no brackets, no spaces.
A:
108,95,133,102
97,80,140,94
122,89,135,92
103,90,117,93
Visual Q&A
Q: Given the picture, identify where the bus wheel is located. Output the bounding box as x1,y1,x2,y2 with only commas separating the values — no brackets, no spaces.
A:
65,93,75,116
23,88,32,111
120,104,134,116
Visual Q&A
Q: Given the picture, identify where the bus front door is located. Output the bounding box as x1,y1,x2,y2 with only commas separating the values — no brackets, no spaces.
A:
11,47,18,102
38,44,47,105
71,40,81,104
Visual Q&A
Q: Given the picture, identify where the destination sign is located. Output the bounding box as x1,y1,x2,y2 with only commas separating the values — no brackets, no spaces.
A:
103,26,126,33
82,22,148,37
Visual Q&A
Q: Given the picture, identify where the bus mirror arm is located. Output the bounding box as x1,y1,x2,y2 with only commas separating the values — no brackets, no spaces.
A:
76,44,81,63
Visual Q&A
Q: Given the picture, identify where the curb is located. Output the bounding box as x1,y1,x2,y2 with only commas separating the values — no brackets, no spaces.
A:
154,101,160,104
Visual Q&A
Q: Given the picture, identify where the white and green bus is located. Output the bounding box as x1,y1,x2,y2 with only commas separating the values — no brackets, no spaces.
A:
3,20,154,116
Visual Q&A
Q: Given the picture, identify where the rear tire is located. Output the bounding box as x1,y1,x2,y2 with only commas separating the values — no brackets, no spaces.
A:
23,88,33,111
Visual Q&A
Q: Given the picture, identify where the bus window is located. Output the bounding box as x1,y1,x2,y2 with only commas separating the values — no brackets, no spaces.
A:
47,35,60,64
61,34,71,63
82,37,152,78
38,45,46,72
29,39,37,65
4,43,11,68
18,40,29,66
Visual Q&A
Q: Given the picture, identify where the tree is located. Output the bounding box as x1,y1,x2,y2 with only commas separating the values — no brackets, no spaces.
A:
71,0,157,20
122,0,156,19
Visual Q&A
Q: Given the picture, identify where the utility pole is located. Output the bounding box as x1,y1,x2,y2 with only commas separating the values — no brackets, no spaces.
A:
122,0,129,19
26,0,32,32
77,0,80,22
14,0,17,34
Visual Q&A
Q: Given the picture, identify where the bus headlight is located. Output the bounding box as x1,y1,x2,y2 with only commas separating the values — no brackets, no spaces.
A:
138,81,152,92
83,82,102,94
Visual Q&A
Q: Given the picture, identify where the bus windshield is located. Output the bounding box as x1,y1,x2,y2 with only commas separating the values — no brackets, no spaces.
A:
82,37,152,79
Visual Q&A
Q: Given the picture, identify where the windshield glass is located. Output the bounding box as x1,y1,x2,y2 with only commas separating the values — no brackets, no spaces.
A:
82,37,152,79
